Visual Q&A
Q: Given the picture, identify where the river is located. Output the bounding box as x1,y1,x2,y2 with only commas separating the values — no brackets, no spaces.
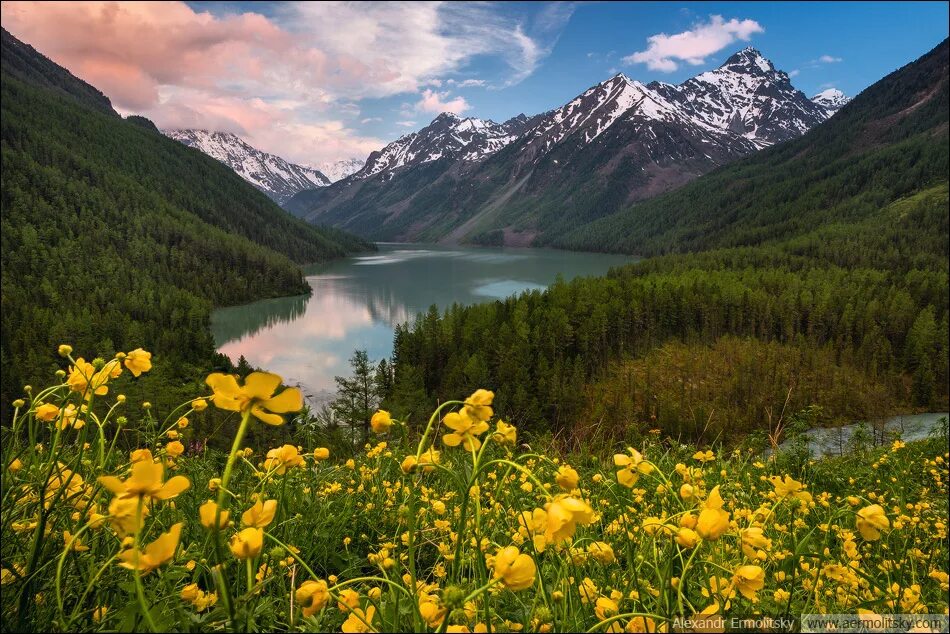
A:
211,244,634,404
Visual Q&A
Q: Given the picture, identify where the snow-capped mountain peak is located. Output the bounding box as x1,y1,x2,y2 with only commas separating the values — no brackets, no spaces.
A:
811,88,851,115
163,129,330,204
319,158,365,183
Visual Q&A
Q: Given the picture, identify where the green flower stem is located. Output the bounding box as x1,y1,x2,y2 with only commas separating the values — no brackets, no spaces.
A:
133,497,159,633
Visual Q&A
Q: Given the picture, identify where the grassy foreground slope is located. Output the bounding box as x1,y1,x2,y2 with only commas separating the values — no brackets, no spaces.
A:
0,28,372,407
385,41,949,442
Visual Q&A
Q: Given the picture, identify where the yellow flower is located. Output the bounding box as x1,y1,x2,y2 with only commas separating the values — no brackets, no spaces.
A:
676,527,700,548
463,389,494,421
693,450,715,463
555,465,580,491
545,495,594,544
242,499,278,528
493,420,517,446
199,500,230,530
696,486,730,541
58,403,84,430
402,448,442,474
341,606,376,633
518,508,549,552
192,398,208,412
296,579,330,618
107,496,148,536
229,527,264,559
165,441,185,458
588,541,616,564
594,596,619,621
92,605,108,623
337,588,360,612
442,410,490,451
770,475,813,504
176,417,189,429
35,403,60,422
263,445,305,474
8,458,23,473
58,344,73,357
98,453,190,501
119,523,181,574
419,595,447,627
123,348,152,377
205,372,302,425
856,504,889,541
740,527,772,558
64,530,89,552
492,546,536,591
370,410,393,433
313,447,330,460
614,450,653,487
732,565,765,600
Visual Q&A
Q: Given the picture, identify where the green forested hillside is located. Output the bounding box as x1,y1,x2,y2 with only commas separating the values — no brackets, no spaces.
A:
0,29,371,407
385,41,950,443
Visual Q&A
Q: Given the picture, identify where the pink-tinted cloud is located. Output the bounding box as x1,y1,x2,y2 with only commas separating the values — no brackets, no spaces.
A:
415,89,470,115
1,1,568,163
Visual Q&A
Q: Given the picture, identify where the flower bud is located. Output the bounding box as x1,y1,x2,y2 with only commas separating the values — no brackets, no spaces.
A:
58,345,73,357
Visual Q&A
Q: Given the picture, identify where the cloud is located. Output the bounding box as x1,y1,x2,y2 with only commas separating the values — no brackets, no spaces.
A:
817,54,842,63
1,1,572,163
623,15,764,72
395,120,418,127
449,79,487,88
360,117,383,124
788,69,801,78
415,89,469,115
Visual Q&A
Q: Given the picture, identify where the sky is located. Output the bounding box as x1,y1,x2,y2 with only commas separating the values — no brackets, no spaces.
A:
2,1,947,168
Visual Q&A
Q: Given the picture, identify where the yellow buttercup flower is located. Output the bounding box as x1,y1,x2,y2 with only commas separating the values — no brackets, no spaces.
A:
313,447,330,460
118,523,182,574
614,449,653,488
123,348,152,377
341,606,376,633
199,500,230,530
108,496,149,536
442,410,490,451
770,475,813,504
556,465,580,491
230,527,264,559
370,410,393,433
693,450,715,463
594,596,619,620
34,403,60,422
492,546,536,591
676,527,700,548
587,541,616,564
296,579,330,618
545,495,594,544
696,486,730,541
493,420,517,446
242,499,277,528
732,565,765,600
856,504,889,541
463,389,494,421
98,452,190,501
263,445,305,474
419,595,447,628
205,372,302,425
165,441,185,458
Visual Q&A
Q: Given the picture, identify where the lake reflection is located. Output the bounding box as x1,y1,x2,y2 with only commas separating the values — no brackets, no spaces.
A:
211,244,634,403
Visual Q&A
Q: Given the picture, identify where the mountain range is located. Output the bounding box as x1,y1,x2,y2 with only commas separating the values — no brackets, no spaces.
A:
285,48,847,246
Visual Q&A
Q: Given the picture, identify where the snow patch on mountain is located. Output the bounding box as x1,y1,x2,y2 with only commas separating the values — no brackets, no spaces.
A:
811,88,851,115
163,129,330,204
319,158,365,183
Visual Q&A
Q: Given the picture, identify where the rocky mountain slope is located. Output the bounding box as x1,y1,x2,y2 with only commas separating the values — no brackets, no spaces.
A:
289,48,843,246
164,129,331,204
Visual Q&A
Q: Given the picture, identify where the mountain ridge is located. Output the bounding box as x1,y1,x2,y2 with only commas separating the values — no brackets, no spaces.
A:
164,129,332,204
290,47,844,245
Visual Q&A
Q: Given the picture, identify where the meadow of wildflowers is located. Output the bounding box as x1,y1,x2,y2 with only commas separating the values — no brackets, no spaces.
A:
1,348,948,632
